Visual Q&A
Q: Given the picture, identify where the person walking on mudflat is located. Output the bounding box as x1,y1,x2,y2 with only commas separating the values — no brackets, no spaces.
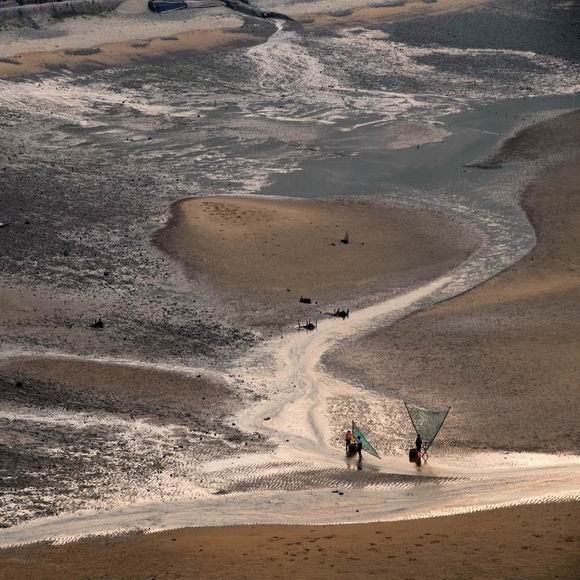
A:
415,434,422,454
345,429,353,452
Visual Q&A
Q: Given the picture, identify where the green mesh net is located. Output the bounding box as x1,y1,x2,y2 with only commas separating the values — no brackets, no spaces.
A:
352,421,381,458
404,402,450,449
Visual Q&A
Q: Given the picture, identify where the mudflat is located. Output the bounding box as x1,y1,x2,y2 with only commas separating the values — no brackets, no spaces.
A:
0,0,485,77
326,111,580,453
1,501,578,579
0,355,267,527
154,195,478,325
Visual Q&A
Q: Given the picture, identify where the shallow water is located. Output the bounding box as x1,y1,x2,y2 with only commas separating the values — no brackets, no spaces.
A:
3,0,576,273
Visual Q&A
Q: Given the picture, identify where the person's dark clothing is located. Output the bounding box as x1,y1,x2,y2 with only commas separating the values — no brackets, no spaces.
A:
415,434,422,452
356,437,363,460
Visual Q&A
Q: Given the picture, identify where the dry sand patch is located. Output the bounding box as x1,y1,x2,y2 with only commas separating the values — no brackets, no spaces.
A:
0,356,233,415
308,0,484,27
154,196,478,325
0,27,256,77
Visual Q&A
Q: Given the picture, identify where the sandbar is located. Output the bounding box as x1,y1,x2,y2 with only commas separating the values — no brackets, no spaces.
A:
153,195,478,326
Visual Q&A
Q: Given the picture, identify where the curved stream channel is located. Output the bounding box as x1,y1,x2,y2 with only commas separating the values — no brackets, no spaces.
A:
3,190,580,545
2,6,580,546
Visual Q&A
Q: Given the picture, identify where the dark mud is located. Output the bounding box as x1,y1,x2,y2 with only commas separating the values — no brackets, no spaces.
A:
0,104,256,364
0,358,270,527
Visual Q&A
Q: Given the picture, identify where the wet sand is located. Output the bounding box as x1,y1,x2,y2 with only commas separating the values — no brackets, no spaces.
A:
326,110,580,454
1,501,578,579
0,26,258,78
0,0,484,77
1,1,579,569
154,195,478,326
0,355,267,527
307,0,483,27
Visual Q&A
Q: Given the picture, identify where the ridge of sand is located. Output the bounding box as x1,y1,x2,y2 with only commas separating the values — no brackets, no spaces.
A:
0,23,255,77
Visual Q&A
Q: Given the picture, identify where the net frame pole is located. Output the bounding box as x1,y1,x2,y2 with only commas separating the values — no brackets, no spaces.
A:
404,401,420,437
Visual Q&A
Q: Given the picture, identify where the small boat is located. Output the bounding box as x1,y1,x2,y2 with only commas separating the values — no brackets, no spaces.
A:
148,0,187,13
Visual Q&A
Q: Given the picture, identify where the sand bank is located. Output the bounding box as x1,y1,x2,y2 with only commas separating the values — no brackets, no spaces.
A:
0,354,236,421
305,0,483,27
153,195,478,326
0,22,256,77
326,110,580,454
1,501,578,579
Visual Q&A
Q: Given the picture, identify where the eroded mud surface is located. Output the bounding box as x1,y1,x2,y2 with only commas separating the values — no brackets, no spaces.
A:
0,357,271,527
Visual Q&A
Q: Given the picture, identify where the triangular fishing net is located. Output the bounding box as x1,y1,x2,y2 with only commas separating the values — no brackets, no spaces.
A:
352,421,381,458
404,402,450,449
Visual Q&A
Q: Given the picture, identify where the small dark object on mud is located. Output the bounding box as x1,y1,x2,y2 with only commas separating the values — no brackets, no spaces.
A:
64,47,102,56
298,319,317,331
340,231,349,244
330,307,349,320
299,296,312,304
264,417,271,421
90,317,104,329
463,161,503,170
0,57,21,66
